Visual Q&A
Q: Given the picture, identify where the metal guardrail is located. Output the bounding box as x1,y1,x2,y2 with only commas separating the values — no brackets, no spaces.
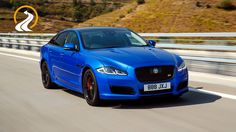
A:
0,33,236,76
1,33,236,51
158,43,236,52
139,32,236,37
0,37,48,50
0,32,235,50
0,33,55,37
1,32,236,37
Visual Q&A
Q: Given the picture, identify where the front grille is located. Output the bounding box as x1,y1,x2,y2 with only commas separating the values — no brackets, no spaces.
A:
135,66,175,83
110,86,135,95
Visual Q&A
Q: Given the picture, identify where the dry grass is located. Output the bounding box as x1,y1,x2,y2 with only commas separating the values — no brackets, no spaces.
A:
0,0,131,33
75,1,137,27
1,0,236,33
77,0,236,32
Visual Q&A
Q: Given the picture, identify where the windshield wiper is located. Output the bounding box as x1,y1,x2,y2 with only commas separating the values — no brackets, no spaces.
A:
129,45,149,47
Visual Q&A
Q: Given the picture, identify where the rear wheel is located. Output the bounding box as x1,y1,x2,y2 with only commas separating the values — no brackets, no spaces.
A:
83,69,100,106
41,62,57,89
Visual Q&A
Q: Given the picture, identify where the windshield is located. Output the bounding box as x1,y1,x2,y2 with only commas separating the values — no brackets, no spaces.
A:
80,29,148,49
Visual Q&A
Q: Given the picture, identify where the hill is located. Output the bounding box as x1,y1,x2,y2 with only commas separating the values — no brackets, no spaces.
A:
1,0,236,33
0,0,130,32
76,0,236,33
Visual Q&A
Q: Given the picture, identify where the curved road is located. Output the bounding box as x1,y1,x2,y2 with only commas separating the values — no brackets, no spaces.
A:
0,49,236,132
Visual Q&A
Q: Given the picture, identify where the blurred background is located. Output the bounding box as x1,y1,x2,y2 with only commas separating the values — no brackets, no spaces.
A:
0,0,236,33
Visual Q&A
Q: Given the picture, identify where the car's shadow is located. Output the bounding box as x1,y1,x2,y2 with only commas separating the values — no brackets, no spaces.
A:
61,86,221,109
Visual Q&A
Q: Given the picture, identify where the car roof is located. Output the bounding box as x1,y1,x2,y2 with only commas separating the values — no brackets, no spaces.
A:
63,27,129,32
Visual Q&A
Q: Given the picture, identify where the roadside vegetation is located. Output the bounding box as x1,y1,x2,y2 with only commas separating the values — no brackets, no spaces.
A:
136,0,145,5
0,0,128,22
217,0,236,10
77,0,236,33
0,0,236,33
0,0,130,32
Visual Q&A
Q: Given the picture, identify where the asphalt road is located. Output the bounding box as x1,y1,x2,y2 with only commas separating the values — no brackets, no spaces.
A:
0,51,236,132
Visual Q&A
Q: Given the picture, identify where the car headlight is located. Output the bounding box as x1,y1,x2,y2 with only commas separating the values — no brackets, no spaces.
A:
97,67,128,76
178,61,187,72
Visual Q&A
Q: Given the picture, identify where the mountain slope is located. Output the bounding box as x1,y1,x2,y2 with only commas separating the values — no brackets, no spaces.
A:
0,0,130,33
76,0,236,32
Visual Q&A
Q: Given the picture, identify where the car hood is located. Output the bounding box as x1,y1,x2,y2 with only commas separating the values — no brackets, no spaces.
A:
87,47,176,67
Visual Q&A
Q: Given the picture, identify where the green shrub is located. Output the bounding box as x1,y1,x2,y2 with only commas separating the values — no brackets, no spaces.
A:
90,0,96,6
119,14,125,18
195,1,202,7
217,0,235,10
38,6,48,17
74,6,89,22
127,8,133,14
137,0,145,5
0,0,13,8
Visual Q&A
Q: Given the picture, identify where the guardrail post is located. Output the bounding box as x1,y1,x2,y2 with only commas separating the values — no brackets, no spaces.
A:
6,39,12,48
0,39,2,47
16,43,21,49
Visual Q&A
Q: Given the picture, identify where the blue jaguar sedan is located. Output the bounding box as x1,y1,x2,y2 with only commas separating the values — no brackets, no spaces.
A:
40,27,188,106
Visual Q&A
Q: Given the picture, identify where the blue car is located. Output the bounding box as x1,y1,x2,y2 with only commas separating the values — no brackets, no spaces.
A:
40,27,188,106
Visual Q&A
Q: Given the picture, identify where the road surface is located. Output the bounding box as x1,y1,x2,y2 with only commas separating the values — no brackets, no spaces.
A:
0,49,236,132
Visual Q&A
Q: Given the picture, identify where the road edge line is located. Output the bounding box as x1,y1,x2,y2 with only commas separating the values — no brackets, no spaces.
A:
0,52,39,62
190,88,236,100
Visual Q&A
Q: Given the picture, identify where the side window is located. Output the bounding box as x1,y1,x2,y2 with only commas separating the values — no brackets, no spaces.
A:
65,32,80,50
54,32,68,47
49,35,58,45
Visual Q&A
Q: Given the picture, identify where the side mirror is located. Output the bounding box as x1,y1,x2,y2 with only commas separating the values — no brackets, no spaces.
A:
64,43,75,51
147,40,156,47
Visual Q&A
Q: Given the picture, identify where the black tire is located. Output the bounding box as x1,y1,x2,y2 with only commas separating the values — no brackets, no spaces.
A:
41,62,57,89
82,69,100,106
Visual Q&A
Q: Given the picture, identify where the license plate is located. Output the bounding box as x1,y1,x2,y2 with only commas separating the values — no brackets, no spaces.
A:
144,82,171,92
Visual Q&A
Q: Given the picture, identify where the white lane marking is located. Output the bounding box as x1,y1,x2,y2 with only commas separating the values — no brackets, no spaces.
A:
190,88,236,100
189,71,236,88
0,52,39,62
0,47,40,57
1,51,236,100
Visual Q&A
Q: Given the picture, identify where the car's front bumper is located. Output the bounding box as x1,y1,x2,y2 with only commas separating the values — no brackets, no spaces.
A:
95,67,189,100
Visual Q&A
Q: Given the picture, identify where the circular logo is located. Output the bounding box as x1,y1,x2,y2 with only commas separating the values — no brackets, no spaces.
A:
14,5,39,31
153,68,159,74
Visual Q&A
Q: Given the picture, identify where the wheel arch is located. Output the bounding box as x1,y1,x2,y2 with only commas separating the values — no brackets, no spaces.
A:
40,58,46,69
81,65,100,94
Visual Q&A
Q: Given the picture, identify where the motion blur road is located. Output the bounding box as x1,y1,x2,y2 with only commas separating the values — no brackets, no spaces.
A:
0,48,236,132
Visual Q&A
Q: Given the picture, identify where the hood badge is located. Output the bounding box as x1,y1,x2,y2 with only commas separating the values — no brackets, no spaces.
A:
153,68,159,74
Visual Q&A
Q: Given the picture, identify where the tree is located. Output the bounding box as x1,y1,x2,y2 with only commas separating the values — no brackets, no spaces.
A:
217,0,235,10
90,0,96,6
73,0,82,7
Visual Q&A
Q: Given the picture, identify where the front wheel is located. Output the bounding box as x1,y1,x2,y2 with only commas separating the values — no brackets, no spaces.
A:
83,69,100,106
41,62,57,89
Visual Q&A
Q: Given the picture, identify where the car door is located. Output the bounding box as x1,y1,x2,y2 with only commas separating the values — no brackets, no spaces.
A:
48,31,68,83
60,31,82,91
